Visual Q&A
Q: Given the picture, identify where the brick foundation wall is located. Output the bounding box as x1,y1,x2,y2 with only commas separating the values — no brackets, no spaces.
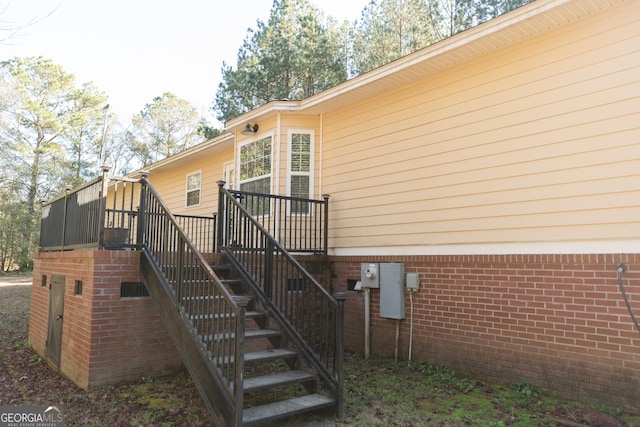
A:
331,253,640,412
29,249,183,390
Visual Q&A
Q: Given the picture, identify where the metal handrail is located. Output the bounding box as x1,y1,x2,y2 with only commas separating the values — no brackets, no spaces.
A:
39,168,141,250
39,175,112,250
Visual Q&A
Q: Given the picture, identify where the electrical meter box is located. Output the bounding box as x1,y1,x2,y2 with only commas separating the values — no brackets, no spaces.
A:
360,263,380,288
379,263,405,319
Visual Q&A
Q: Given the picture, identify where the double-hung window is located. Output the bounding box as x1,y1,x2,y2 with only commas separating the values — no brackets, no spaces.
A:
240,136,272,215
288,131,313,215
186,171,201,207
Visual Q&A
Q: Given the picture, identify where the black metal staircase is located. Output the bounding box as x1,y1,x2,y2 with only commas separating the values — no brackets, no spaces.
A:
137,176,344,426
213,258,337,425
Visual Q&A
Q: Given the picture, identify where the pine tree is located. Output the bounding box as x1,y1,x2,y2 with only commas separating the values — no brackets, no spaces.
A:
214,0,348,123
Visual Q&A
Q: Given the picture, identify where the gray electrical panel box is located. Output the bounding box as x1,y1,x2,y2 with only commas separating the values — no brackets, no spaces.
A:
360,263,380,288
379,263,405,319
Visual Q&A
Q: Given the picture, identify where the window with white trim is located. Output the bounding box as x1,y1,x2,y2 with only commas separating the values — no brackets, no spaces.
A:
288,131,313,215
186,171,201,207
240,136,272,215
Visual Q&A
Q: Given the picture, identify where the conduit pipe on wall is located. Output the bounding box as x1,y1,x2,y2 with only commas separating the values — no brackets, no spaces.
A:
617,262,640,333
408,291,414,366
365,288,371,358
395,319,400,364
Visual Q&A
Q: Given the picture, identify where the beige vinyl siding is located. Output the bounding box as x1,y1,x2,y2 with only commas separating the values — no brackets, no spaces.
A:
148,146,234,217
321,1,640,250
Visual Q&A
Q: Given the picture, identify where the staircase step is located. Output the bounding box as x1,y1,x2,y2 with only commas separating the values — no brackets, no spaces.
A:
201,328,280,342
244,370,315,393
160,264,203,270
245,328,280,339
211,264,231,273
245,348,297,364
221,278,243,287
242,394,335,426
181,294,224,301
216,348,298,365
169,278,211,284
189,311,263,321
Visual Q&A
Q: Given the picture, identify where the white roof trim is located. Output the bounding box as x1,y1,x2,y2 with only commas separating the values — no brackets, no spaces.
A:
127,131,234,177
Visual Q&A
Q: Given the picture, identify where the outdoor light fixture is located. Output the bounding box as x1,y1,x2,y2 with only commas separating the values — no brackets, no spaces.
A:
241,123,259,135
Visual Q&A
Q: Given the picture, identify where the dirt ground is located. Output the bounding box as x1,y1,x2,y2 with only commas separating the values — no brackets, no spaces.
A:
0,275,32,405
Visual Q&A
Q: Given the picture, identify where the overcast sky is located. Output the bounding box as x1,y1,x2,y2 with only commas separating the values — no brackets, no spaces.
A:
1,0,367,125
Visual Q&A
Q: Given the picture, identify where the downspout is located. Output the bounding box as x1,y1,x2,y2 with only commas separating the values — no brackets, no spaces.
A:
275,113,281,194
319,113,323,197
408,291,414,365
395,319,400,364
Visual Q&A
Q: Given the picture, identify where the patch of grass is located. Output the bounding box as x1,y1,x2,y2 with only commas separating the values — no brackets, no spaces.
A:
512,380,543,399
332,353,637,427
588,403,622,418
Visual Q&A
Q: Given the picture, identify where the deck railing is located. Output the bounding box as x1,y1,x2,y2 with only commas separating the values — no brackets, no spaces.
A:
40,176,103,251
175,213,217,254
40,168,217,253
222,183,329,255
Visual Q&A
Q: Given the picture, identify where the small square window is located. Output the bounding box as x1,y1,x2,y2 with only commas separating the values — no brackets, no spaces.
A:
74,280,83,296
41,275,47,287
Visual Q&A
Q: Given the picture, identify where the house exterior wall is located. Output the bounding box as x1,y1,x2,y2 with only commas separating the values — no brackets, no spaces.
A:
321,0,640,253
319,0,640,413
29,249,183,390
